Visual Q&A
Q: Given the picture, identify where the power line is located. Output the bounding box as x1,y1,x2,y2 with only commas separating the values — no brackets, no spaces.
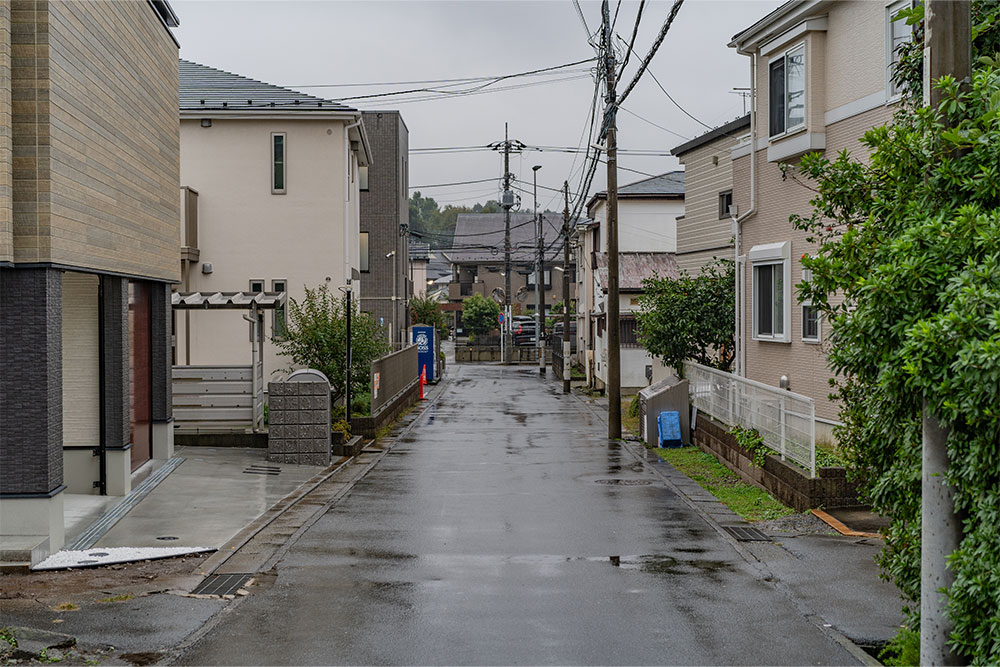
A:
616,0,645,80
285,68,593,90
618,106,690,141
410,177,499,190
617,34,712,130
353,73,593,107
328,58,597,102
615,0,685,109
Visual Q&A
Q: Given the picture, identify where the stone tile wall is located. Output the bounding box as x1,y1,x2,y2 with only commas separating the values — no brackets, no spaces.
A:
267,380,331,466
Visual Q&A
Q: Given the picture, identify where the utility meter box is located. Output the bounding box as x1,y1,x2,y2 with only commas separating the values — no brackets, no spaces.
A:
637,376,690,447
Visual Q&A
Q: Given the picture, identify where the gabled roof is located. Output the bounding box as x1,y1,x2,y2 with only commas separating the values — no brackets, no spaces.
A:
672,115,751,157
179,60,357,113
442,212,571,265
594,252,678,292
587,171,685,212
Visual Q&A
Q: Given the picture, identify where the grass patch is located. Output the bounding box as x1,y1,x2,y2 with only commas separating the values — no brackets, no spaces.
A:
51,602,79,612
622,398,640,437
656,446,795,522
96,593,133,603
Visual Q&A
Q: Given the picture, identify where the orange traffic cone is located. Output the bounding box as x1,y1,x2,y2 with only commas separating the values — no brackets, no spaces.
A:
420,365,426,400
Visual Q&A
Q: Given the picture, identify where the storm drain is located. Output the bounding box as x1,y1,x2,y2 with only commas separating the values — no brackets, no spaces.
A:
722,525,771,542
594,479,653,486
191,573,253,596
243,465,280,476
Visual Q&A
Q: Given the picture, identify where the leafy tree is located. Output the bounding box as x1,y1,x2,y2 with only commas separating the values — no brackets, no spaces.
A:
545,299,576,329
635,260,735,373
275,285,390,408
410,293,449,340
461,293,501,337
786,26,1000,660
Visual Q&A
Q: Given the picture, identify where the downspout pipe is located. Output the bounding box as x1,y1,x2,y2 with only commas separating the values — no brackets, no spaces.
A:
732,48,757,378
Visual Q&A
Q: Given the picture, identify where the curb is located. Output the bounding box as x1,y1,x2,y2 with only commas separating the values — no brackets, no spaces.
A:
812,509,883,540
565,387,882,667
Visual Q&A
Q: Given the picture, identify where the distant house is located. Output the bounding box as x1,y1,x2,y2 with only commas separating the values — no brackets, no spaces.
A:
359,110,410,348
671,115,750,276
576,172,685,389
729,0,912,437
175,61,371,382
444,213,574,336
0,1,180,565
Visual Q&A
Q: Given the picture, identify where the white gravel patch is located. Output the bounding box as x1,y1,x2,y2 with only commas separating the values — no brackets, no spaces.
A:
32,546,215,571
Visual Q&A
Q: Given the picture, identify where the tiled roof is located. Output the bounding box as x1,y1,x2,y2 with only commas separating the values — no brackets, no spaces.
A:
179,60,357,112
594,252,678,292
442,212,569,265
671,115,750,156
588,171,685,210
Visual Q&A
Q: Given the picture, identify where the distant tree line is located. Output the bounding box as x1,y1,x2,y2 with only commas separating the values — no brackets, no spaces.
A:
409,192,558,249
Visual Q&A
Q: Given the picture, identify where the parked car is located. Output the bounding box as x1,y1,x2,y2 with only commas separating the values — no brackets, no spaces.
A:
512,320,538,346
549,320,577,352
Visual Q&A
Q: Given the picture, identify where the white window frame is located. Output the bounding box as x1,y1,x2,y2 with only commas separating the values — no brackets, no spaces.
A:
749,241,792,343
271,133,287,194
768,42,807,140
271,279,287,338
885,0,913,102
799,264,821,343
249,279,264,341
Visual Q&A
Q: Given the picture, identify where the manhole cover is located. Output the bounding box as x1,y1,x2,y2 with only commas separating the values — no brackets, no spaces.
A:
191,573,253,596
722,525,771,542
595,479,653,486
243,465,280,476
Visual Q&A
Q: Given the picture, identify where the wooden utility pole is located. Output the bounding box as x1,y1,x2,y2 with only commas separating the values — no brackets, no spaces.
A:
602,0,621,439
502,124,513,365
562,181,571,394
920,3,969,665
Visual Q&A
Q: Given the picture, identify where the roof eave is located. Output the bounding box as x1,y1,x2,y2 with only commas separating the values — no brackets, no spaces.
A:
180,109,362,120
728,0,827,51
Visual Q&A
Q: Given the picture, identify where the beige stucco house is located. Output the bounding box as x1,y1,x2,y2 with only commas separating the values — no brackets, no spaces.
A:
175,61,371,383
729,0,911,435
578,172,685,390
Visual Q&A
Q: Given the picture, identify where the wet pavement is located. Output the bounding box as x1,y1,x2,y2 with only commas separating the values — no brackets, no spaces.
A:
178,363,863,665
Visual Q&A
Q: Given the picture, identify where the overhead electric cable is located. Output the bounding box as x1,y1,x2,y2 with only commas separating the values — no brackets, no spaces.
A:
618,34,712,130
409,177,498,190
616,0,645,79
618,106,689,141
615,0,685,109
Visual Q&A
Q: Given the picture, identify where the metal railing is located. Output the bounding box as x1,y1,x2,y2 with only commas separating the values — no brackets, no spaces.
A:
551,334,565,381
683,361,816,477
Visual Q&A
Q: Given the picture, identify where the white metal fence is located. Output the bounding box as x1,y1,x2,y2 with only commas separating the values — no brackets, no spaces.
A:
684,361,816,477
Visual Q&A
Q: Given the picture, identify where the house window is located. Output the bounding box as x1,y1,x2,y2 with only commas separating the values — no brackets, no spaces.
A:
272,280,287,338
718,190,733,219
768,44,806,137
527,269,552,289
621,318,639,348
802,304,820,342
754,263,784,338
360,232,370,272
249,280,264,341
359,165,369,191
271,133,286,194
887,0,913,99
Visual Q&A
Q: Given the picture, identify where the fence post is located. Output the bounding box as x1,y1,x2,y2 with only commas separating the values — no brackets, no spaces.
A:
809,402,816,478
779,394,787,461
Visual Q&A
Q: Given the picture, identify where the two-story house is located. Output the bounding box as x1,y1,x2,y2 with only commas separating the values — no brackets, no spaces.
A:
672,115,750,277
444,212,574,335
729,0,911,437
0,1,181,565
175,61,371,382
578,172,685,390
359,110,410,349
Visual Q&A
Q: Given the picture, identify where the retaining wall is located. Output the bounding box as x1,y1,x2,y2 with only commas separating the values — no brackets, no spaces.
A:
692,416,864,512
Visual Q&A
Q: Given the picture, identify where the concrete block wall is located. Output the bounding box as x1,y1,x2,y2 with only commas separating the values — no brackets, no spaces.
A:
267,381,331,466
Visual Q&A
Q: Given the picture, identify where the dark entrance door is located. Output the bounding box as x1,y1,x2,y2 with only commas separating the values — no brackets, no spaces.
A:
129,281,152,471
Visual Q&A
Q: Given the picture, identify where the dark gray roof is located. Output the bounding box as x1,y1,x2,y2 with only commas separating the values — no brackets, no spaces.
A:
594,252,679,292
671,115,750,156
588,171,685,210
442,212,569,265
179,60,357,112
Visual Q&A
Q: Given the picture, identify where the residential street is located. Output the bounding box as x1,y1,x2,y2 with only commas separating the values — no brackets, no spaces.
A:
177,364,864,666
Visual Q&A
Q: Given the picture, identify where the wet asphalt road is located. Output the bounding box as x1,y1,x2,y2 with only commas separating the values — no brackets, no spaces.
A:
179,364,858,666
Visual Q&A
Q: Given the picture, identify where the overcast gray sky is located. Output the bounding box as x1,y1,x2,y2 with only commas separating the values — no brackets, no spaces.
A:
173,0,782,212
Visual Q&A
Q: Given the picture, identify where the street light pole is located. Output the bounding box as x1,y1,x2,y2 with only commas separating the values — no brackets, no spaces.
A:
533,165,544,375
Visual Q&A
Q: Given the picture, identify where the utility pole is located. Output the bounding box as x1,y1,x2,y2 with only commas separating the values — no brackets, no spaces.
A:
502,124,513,365
920,3,969,665
602,0,621,440
562,181,571,394
533,165,545,375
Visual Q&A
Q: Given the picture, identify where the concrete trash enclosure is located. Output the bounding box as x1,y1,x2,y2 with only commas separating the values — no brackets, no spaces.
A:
267,369,332,466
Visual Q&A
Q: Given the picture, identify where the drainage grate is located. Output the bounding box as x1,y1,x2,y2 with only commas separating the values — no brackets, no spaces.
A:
191,573,253,596
243,465,280,476
66,457,185,551
595,479,653,486
722,525,771,542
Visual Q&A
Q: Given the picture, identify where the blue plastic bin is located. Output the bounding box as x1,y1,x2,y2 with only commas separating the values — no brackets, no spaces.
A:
657,410,683,448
